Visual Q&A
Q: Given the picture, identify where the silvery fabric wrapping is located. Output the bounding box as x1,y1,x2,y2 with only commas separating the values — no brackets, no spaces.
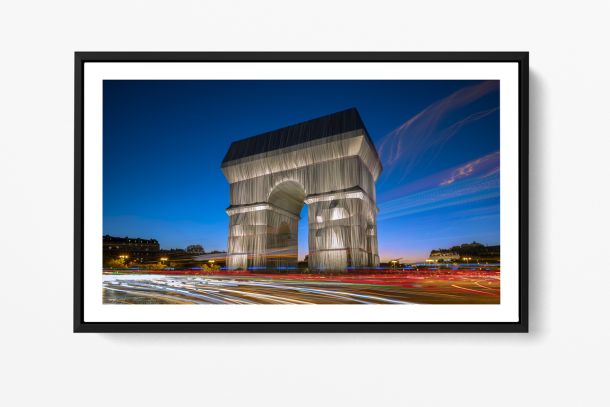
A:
222,109,382,271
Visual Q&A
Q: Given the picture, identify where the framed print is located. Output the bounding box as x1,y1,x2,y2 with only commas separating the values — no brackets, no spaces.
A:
74,52,528,332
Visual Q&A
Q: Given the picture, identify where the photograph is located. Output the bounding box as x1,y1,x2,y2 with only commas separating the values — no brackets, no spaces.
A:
74,52,527,331
102,79,502,306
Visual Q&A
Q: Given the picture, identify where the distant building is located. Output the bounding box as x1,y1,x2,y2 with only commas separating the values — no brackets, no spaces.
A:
427,251,461,263
186,244,205,254
103,235,160,263
428,242,500,263
160,248,186,254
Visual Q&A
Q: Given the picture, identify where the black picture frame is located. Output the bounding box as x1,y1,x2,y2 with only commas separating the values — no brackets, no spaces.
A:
74,52,528,333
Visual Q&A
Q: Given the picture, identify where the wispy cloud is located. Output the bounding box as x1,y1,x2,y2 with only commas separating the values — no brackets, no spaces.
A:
378,150,499,202
377,150,500,222
440,151,499,186
377,173,499,221
377,81,499,182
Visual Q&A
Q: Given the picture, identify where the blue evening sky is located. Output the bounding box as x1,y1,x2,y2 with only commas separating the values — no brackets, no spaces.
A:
103,80,500,261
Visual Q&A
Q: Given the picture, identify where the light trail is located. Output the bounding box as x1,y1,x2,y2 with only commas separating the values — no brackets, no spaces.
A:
217,279,412,304
219,288,315,304
103,273,501,305
474,280,499,291
450,284,498,296
105,287,196,304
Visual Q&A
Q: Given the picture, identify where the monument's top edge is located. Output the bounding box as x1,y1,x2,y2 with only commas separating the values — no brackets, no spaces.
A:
222,108,377,165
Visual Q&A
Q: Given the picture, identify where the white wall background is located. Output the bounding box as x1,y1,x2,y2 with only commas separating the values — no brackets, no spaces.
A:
1,1,609,406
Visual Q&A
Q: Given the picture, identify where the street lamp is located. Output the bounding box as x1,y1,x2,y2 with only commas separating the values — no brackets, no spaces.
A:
118,254,129,267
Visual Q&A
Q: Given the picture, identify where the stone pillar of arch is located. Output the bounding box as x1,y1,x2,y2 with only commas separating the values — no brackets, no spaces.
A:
221,108,382,271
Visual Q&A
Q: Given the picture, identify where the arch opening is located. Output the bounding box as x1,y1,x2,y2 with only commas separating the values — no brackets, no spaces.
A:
268,180,306,215
265,181,306,269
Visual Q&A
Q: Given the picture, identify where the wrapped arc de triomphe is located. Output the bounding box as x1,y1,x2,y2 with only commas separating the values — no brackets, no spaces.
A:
221,108,382,271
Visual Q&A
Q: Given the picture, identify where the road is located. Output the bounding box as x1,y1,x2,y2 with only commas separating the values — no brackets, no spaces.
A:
103,272,500,304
